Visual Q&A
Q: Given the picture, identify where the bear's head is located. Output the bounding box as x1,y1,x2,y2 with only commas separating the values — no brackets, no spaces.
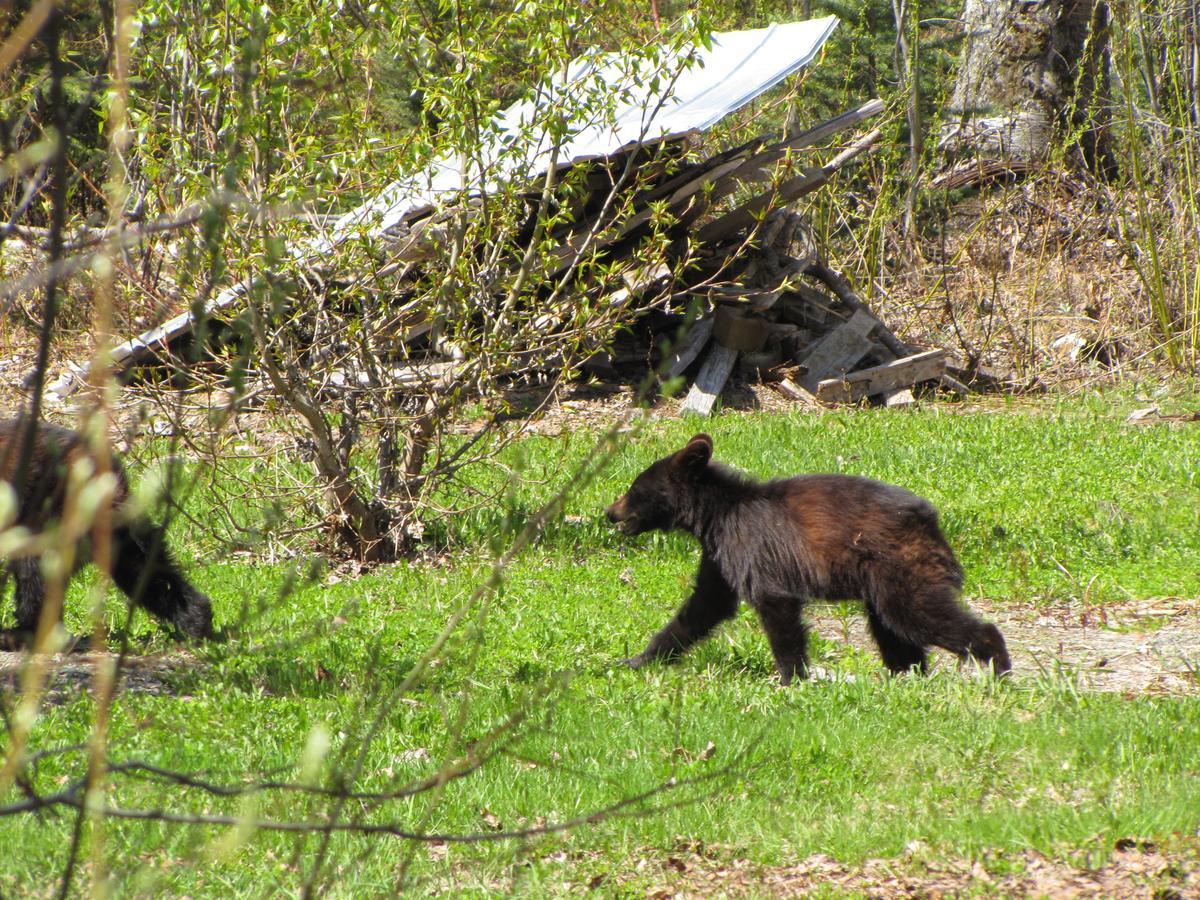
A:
605,433,713,535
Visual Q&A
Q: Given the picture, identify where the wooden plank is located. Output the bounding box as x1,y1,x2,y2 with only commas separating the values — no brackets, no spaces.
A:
678,343,738,417
797,308,877,392
939,372,971,397
634,99,885,210
695,167,829,246
861,343,917,408
550,103,886,278
773,377,821,409
695,127,883,247
807,260,917,361
662,316,715,379
814,349,945,404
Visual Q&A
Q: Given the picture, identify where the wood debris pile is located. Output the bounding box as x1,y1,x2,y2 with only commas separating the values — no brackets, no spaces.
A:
348,99,966,415
53,99,985,411
661,238,958,415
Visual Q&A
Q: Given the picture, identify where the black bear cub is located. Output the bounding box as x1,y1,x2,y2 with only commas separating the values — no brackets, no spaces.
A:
1,417,214,649
606,434,1010,683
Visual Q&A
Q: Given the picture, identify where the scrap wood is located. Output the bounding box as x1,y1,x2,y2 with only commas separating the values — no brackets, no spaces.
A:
796,307,877,391
883,387,915,407
715,129,884,247
548,100,885,276
694,127,883,247
807,260,913,360
712,305,769,352
637,98,884,212
678,343,738,416
814,349,945,404
661,316,715,378
944,353,1016,391
773,377,821,408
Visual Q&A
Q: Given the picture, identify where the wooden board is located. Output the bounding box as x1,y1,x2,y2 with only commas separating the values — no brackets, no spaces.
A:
662,316,715,378
796,308,877,392
773,377,821,409
883,387,916,407
678,343,738,417
814,349,945,404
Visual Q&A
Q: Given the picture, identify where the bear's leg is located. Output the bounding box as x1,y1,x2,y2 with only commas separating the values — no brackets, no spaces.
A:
865,605,928,674
111,521,214,639
626,553,737,669
876,584,1011,675
0,558,46,649
754,596,809,685
12,557,46,633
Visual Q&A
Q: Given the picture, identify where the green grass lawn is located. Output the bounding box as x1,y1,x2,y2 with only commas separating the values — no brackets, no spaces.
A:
3,396,1200,895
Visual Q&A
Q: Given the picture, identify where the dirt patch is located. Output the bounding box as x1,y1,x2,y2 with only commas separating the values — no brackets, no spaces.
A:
0,649,199,700
809,597,1200,694
625,840,1200,898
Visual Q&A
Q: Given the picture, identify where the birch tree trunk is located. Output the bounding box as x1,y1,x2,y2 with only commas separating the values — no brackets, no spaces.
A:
942,0,1114,175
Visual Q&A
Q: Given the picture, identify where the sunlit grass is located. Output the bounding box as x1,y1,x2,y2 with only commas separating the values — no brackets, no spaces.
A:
3,396,1200,894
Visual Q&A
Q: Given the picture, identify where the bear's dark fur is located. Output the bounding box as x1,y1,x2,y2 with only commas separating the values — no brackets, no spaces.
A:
606,433,1010,683
0,417,214,649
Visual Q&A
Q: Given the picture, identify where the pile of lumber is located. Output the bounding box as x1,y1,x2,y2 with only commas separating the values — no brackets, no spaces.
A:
664,245,952,415
352,98,957,413
51,98,969,411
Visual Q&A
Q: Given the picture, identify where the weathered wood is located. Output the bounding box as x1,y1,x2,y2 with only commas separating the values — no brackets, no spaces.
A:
550,104,885,277
773,377,821,408
797,308,877,391
944,353,1014,390
858,342,917,408
814,349,945,404
939,373,971,396
636,98,885,210
694,167,828,246
678,343,738,416
712,306,769,352
807,260,916,361
695,128,882,247
661,316,715,378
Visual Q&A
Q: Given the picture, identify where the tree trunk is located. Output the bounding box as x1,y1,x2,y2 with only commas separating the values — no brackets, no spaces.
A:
942,0,1114,176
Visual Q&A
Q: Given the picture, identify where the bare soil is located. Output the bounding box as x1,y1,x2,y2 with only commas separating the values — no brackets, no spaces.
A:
3,595,1197,706
809,597,1200,695
0,648,199,700
614,839,1200,898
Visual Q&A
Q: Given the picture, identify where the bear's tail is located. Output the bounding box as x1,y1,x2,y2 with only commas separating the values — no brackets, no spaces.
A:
111,518,214,639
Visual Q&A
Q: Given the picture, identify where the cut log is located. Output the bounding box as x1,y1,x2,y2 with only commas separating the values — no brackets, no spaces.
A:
814,349,945,404
678,343,738,416
712,305,769,352
797,308,877,391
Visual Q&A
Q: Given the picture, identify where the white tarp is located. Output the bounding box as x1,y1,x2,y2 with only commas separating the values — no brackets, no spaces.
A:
323,16,839,245
52,16,838,397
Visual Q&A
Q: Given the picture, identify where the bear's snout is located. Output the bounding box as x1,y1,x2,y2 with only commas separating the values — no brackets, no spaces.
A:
605,496,627,523
605,495,638,534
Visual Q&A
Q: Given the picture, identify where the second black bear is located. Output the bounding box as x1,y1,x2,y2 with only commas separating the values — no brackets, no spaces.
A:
605,434,1010,683
1,417,214,649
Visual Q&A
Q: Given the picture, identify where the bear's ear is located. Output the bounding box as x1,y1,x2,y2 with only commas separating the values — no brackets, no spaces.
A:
676,433,713,472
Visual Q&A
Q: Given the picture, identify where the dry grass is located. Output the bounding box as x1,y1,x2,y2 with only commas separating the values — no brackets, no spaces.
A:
858,175,1169,390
